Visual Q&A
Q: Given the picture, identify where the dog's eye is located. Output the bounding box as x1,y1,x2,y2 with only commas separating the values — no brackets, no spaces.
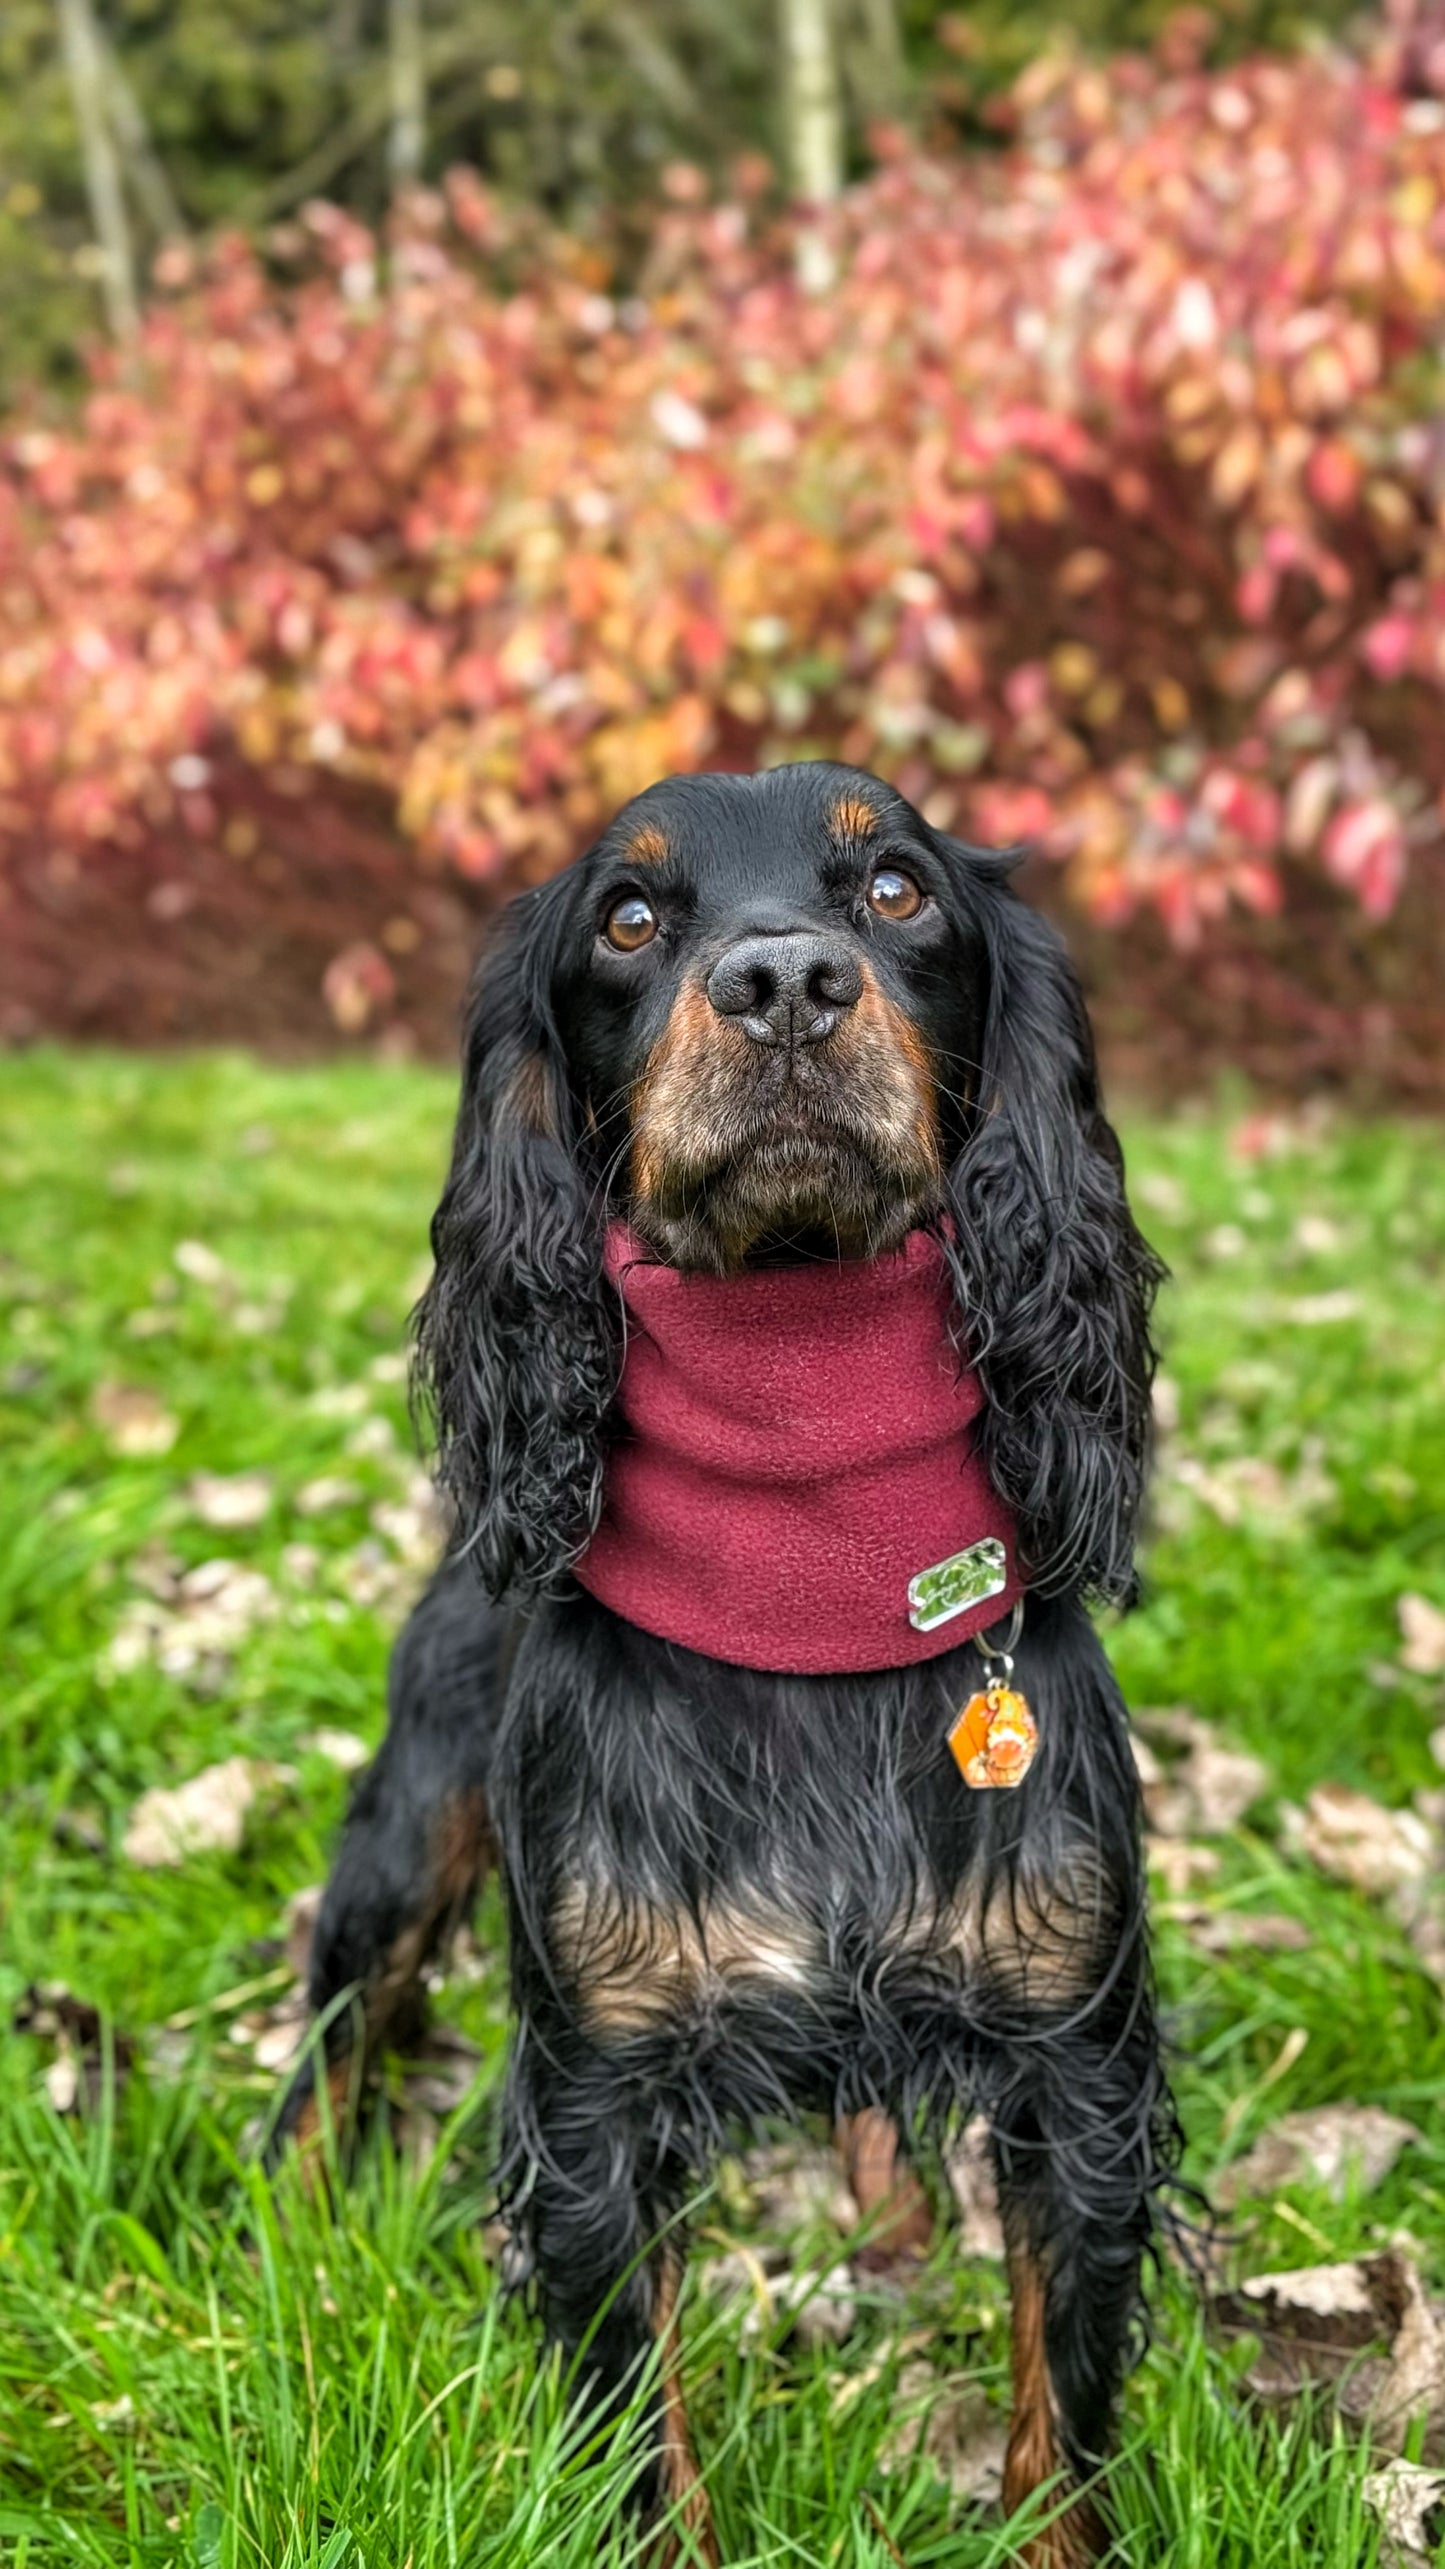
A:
867,867,923,921
603,893,658,952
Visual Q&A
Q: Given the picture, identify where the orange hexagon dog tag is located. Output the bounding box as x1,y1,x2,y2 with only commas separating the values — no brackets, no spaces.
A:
947,1683,1038,1790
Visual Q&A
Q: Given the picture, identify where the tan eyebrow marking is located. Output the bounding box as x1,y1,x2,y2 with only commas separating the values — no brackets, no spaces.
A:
828,794,879,840
624,822,671,864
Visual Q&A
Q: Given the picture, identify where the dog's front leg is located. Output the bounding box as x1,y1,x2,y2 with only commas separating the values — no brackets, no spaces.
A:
503,2027,719,2567
987,1993,1170,2569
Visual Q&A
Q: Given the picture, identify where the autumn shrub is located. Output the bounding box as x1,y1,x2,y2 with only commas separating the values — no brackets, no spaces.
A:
6,5,1445,1032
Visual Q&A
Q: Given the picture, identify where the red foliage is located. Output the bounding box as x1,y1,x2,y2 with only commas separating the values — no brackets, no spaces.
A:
7,16,1445,951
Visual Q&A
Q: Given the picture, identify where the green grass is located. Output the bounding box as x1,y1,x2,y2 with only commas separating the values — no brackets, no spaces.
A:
1,1047,1444,2567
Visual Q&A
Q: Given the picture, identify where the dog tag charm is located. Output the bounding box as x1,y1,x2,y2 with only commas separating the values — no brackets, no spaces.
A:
948,1682,1038,1790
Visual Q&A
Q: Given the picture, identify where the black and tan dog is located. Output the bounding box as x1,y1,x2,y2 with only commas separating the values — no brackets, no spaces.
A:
277,760,1176,2566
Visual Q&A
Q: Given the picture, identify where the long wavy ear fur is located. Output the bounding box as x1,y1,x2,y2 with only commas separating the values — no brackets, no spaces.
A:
942,862,1165,1606
413,877,615,1602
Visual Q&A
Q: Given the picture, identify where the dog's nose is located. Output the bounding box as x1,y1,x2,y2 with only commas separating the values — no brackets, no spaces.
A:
705,933,863,1047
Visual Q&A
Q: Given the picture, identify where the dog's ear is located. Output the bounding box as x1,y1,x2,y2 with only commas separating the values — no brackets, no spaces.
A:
941,863,1164,1605
413,874,615,1602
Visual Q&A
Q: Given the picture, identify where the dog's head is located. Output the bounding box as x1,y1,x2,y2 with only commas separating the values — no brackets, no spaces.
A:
417,761,1163,1610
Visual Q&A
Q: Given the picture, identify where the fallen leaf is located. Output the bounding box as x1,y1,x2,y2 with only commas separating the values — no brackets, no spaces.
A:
402,2025,484,2116
1134,1708,1269,1837
283,1883,324,1979
1364,2461,1445,2564
294,1475,364,1516
90,2394,137,2430
1286,1290,1360,1325
13,1984,133,2113
1219,2103,1421,2207
943,2116,1005,2257
45,2053,78,2113
742,2139,860,2238
122,1755,292,1867
187,1470,273,1529
878,2360,1007,2503
1147,1838,1222,1897
301,1726,371,1772
335,1538,417,1615
174,1240,230,1288
1163,1905,1309,1956
246,1996,310,2073
52,1807,106,1857
1213,2250,1445,2457
104,1559,279,1686
92,1382,179,1457
1163,1440,1336,1533
789,2268,859,2350
1397,1879,1445,1989
1399,1595,1445,1679
347,1415,399,1460
371,1478,448,1567
1279,1784,1434,1900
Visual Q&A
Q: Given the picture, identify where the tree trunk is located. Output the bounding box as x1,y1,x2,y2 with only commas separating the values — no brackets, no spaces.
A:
779,0,842,291
95,30,187,242
57,0,139,341
387,0,426,188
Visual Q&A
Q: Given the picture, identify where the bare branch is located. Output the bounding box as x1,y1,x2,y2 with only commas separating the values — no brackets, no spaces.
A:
388,0,427,188
56,0,139,342
95,28,189,241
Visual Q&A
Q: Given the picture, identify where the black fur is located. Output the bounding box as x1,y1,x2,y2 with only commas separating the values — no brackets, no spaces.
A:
285,762,1177,2558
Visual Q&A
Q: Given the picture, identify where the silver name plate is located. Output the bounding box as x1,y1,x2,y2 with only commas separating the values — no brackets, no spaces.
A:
907,1536,1008,1633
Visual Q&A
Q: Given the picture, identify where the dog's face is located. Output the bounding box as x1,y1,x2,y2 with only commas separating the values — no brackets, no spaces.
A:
553,764,989,1272
420,756,1162,1607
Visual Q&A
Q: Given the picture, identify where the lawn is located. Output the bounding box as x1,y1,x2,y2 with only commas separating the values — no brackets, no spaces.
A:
1,1047,1444,2568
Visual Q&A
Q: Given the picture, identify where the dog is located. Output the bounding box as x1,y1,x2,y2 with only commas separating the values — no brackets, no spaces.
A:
277,760,1177,2567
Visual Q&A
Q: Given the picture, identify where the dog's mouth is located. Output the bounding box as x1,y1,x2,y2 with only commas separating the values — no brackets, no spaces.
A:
626,991,942,1274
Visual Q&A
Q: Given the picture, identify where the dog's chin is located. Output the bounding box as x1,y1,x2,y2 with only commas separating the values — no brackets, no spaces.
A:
631,1130,938,1277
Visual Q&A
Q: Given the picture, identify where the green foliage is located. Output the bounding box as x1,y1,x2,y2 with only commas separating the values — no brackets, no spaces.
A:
1,1049,1443,2561
1,0,1371,401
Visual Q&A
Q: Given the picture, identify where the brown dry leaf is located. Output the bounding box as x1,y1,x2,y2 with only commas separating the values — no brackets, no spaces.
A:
1218,2103,1421,2208
174,1240,230,1290
371,1477,449,1569
1278,1784,1434,1901
92,1382,179,1457
1162,1904,1309,1956
1399,1595,1445,1679
13,1984,133,2113
105,1558,279,1687
283,1884,324,1980
1164,1445,1335,1532
789,2268,858,2351
123,1755,293,1867
742,2139,859,2238
1363,2462,1445,2566
877,2360,1007,2504
1134,1707,1269,1838
301,1727,371,1772
295,1475,364,1517
1213,2251,1445,2457
1147,1839,1222,1897
244,1996,310,2074
402,2025,484,2117
943,2116,1005,2257
1397,1880,1445,1990
187,1470,273,1529
335,1539,417,1616
698,2248,855,2348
